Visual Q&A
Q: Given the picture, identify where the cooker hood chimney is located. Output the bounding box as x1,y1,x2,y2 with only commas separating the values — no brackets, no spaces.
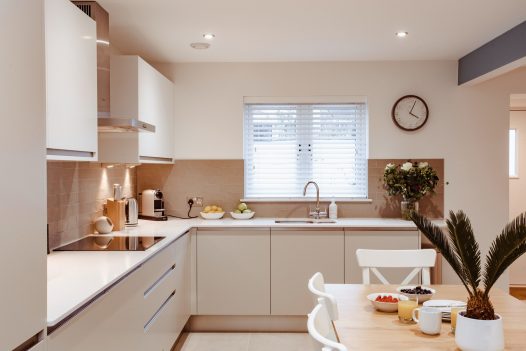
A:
72,1,155,133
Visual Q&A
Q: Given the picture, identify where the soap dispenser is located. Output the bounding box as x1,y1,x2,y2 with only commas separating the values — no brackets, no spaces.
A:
329,198,338,219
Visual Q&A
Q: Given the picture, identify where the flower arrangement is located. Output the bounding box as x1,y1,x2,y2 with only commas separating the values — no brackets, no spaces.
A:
383,161,439,202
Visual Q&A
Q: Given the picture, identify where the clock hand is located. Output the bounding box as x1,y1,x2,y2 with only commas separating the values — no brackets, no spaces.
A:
409,100,417,114
409,111,420,118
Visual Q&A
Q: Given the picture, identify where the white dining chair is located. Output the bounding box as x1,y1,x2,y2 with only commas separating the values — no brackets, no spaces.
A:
307,298,348,351
355,249,436,285
308,272,339,320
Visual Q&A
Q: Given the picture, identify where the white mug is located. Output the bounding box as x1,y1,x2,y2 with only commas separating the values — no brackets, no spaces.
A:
412,307,442,335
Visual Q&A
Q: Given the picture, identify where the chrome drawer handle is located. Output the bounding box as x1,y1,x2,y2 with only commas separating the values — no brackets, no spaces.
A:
144,263,176,298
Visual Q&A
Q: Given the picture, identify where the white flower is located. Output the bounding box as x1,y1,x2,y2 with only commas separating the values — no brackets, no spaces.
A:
418,161,429,168
385,163,395,170
401,162,413,171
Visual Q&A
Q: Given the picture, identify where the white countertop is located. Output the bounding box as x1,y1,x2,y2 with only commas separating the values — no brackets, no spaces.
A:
47,217,435,327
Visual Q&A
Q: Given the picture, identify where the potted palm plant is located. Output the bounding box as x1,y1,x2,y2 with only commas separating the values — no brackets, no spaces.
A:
411,211,526,351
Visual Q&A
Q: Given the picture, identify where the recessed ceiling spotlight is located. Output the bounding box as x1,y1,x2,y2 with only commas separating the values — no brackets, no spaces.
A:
203,33,215,40
396,31,409,38
190,42,211,50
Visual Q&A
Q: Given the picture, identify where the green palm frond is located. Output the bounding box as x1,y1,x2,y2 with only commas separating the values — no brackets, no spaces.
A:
484,213,526,295
446,211,481,293
411,212,474,296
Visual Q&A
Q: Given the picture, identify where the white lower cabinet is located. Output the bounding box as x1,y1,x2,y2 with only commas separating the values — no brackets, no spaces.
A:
271,229,345,315
344,230,420,284
141,232,191,351
196,228,271,315
47,265,143,350
48,234,190,351
174,233,191,335
29,340,47,351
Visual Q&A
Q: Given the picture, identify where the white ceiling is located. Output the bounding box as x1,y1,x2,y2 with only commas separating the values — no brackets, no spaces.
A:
97,0,526,63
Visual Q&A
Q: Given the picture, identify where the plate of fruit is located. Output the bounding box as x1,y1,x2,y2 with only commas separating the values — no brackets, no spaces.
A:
230,203,255,219
367,293,408,312
200,205,225,219
396,285,436,303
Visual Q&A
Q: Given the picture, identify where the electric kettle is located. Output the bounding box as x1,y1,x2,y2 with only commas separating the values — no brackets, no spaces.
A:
125,198,139,226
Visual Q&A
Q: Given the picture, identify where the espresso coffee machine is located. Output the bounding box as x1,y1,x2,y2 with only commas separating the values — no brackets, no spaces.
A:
139,189,168,221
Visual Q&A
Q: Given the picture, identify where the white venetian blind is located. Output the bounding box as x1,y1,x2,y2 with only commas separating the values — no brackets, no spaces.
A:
244,101,368,199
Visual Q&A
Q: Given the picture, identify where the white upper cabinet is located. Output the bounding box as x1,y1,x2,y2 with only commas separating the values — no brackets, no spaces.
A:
45,0,98,161
99,55,174,164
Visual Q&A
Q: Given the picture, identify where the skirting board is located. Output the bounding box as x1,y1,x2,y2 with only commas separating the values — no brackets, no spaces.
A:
185,315,307,332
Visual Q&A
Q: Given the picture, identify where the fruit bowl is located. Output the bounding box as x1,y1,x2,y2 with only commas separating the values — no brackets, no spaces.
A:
200,212,225,220
367,293,408,313
230,211,255,220
396,285,436,303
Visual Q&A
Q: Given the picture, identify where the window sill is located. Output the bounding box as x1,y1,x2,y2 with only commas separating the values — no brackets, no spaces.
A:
240,197,373,203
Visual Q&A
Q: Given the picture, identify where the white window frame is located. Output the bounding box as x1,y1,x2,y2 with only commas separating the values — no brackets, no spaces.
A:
510,128,519,178
242,96,369,202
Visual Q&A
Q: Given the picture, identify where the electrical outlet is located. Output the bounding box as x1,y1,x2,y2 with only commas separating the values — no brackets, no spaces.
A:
187,196,203,207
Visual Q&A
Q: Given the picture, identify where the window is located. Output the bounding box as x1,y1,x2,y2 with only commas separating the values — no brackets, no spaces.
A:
243,100,368,199
510,129,518,178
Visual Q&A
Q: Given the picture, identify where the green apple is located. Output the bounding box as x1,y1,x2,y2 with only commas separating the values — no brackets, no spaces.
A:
234,209,241,214
243,209,252,213
238,202,248,211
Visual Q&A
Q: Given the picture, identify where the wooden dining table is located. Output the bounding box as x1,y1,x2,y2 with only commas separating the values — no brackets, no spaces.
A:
325,284,526,350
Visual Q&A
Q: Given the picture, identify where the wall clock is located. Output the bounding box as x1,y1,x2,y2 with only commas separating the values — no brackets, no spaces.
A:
391,95,429,131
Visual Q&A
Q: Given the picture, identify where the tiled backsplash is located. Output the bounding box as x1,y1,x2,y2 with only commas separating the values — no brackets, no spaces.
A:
137,159,444,219
47,159,442,249
47,162,136,249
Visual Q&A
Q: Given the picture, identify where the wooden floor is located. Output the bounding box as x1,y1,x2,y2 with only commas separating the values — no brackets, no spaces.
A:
510,286,526,300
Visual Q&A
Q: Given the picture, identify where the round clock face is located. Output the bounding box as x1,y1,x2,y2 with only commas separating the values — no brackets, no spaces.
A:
392,95,429,131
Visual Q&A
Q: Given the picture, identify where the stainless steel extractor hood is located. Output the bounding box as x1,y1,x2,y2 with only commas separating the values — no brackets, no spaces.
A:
73,1,155,133
97,118,155,132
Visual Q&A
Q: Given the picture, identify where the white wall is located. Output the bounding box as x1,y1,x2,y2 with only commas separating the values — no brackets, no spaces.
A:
509,110,526,285
155,61,526,287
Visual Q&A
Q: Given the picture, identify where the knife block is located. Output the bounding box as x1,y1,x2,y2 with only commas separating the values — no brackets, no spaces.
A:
106,199,126,231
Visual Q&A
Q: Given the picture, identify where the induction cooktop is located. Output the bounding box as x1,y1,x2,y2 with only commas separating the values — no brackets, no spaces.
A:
54,235,165,251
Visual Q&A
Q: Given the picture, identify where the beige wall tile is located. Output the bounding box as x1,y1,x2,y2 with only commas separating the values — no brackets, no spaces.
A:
137,159,444,219
47,161,136,249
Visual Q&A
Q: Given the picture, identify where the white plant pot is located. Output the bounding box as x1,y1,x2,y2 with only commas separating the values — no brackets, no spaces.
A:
455,312,504,351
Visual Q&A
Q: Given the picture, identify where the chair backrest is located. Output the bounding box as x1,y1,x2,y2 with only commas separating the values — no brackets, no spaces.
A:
308,272,339,320
307,298,348,351
355,249,436,285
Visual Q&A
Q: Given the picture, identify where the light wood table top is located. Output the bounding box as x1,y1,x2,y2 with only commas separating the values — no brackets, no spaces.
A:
325,284,526,350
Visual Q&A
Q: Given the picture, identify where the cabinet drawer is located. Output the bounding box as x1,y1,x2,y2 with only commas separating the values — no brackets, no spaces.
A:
138,239,177,291
143,262,177,321
143,289,178,351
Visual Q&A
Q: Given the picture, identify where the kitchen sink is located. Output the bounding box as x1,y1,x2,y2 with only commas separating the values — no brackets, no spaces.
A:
274,218,337,224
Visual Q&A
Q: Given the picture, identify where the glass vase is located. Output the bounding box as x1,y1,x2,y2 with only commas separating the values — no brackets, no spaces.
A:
401,199,419,220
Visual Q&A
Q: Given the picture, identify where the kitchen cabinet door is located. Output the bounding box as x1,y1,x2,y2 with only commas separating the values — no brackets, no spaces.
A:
0,1,47,349
138,58,174,162
47,266,144,351
174,232,191,335
28,340,47,351
45,0,98,160
271,229,345,315
196,228,271,315
102,55,174,164
345,230,420,284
